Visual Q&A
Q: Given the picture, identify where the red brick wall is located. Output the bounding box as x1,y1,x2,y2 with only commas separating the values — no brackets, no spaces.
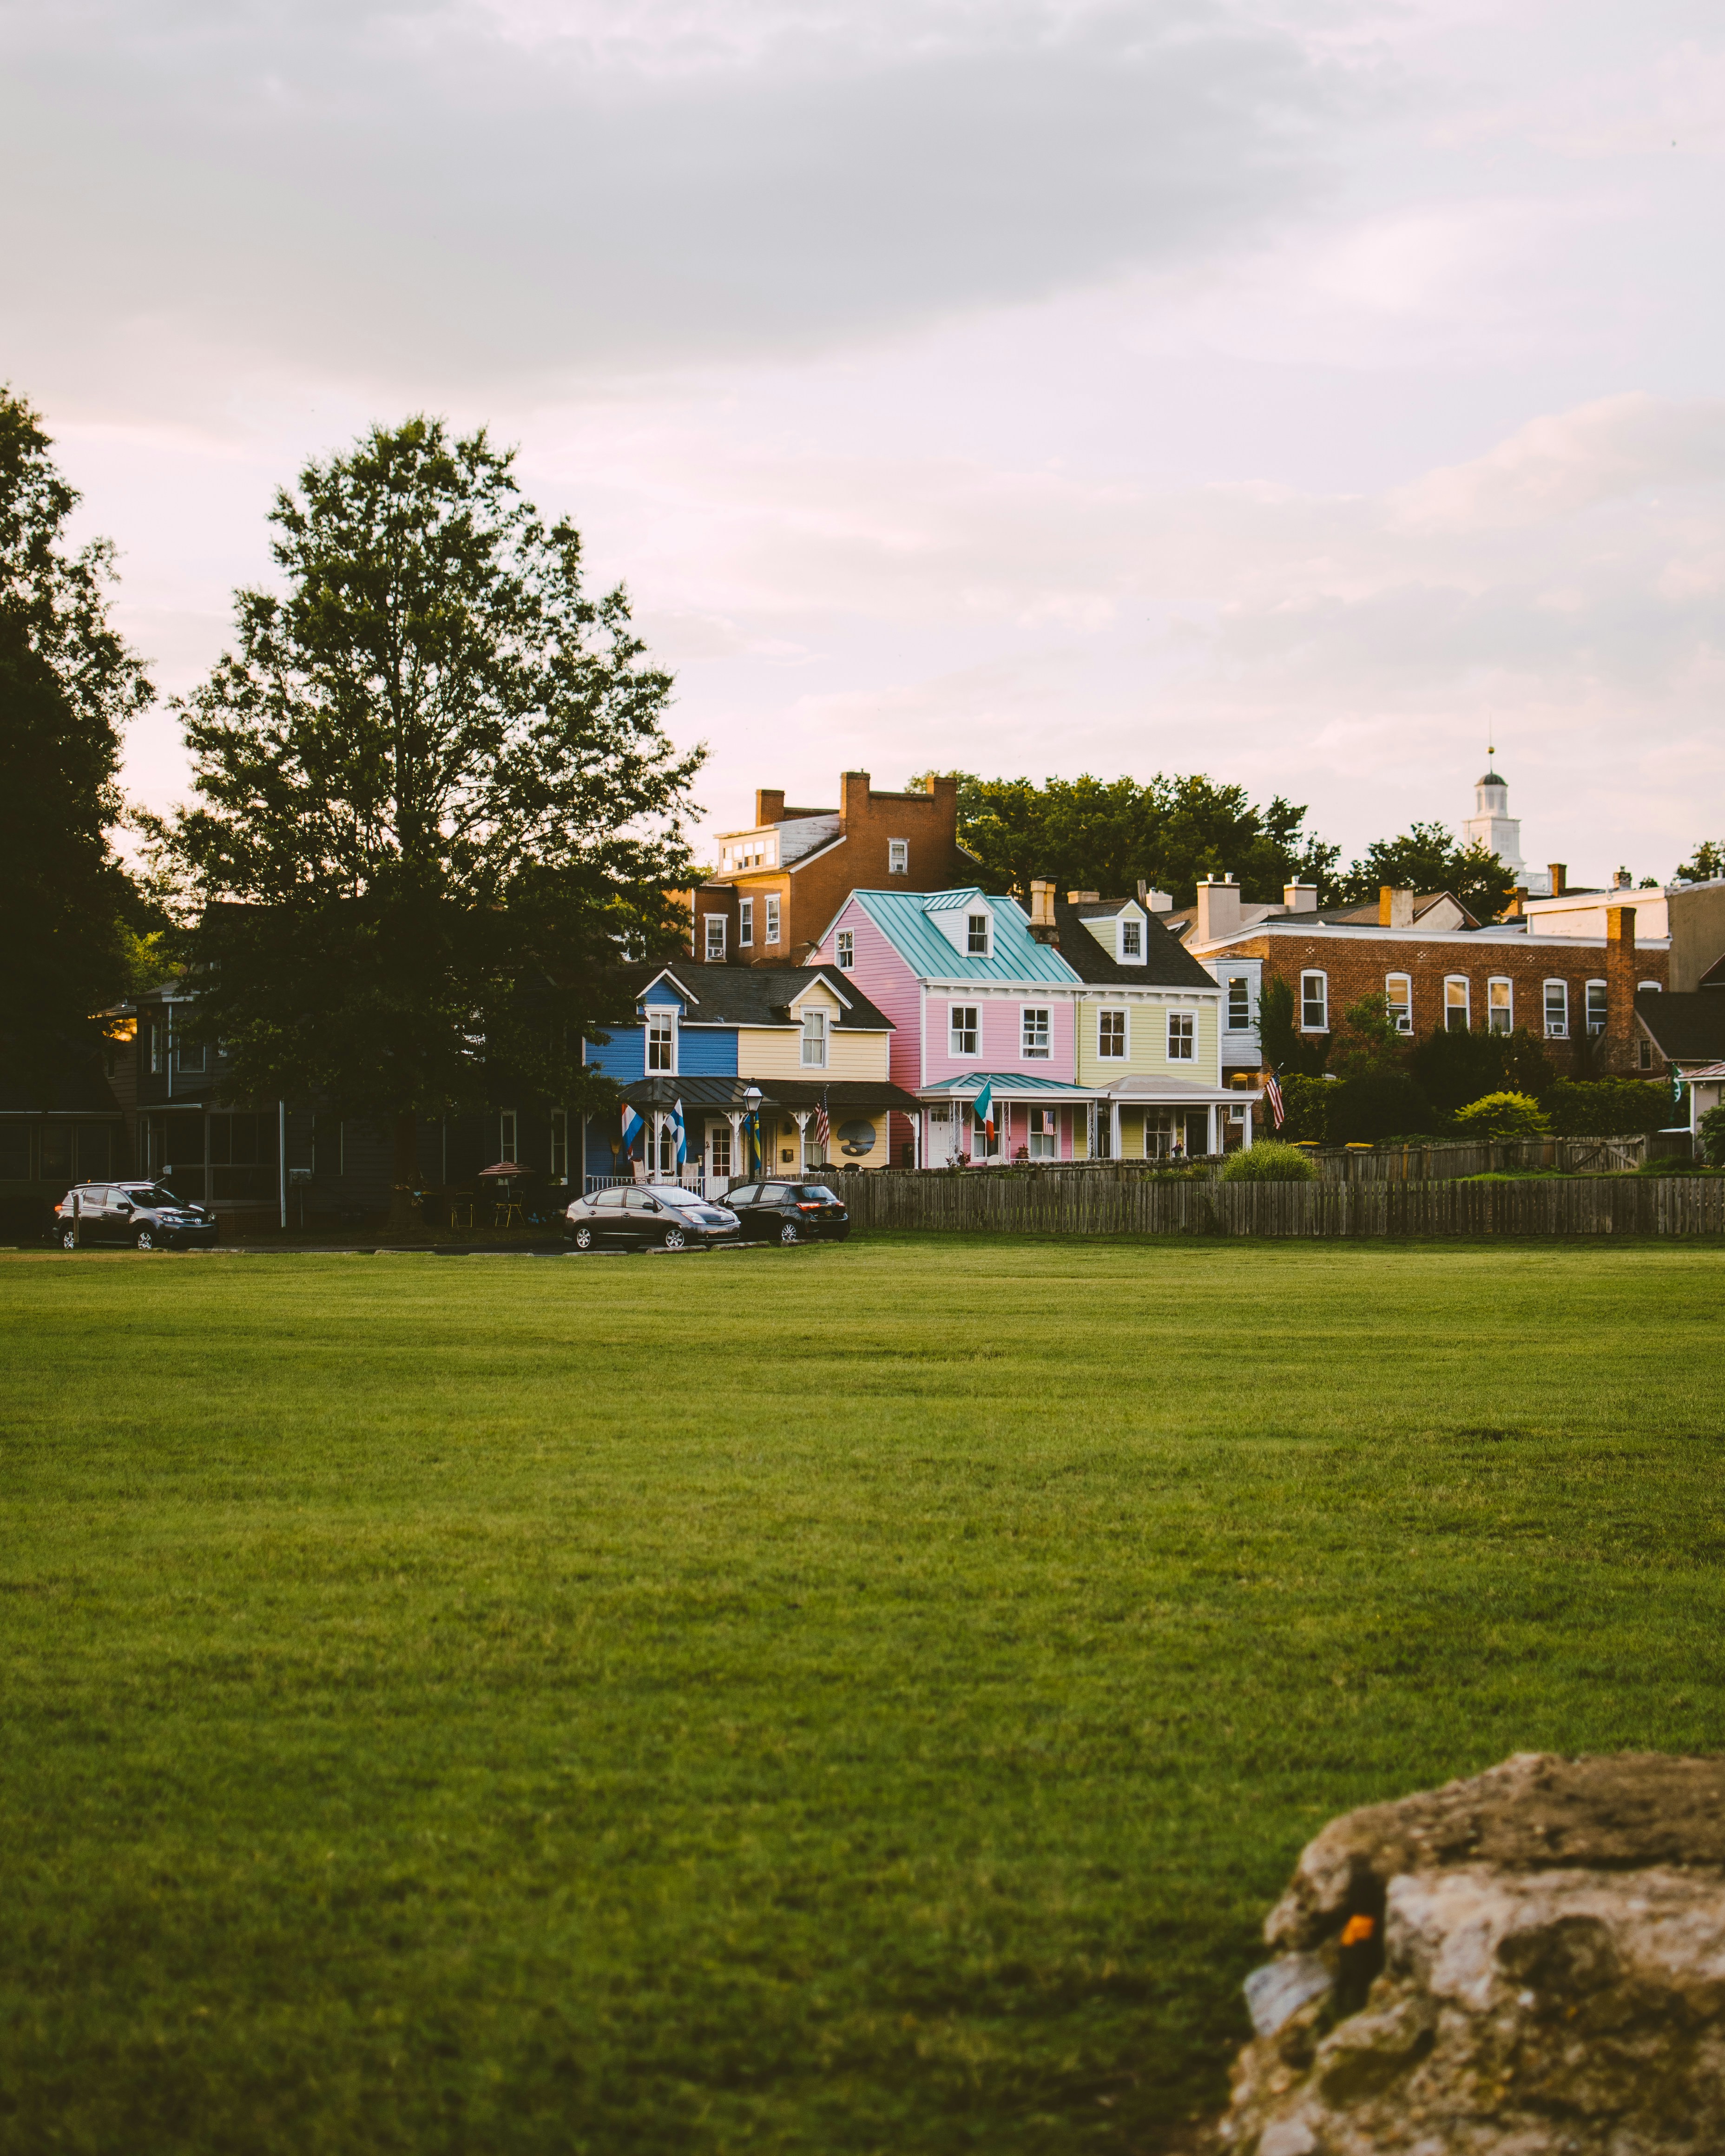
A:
689,773,969,965
1223,927,1669,1076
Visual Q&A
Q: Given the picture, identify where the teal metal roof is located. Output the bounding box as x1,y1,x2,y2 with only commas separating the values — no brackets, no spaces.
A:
850,888,1081,985
919,1072,1097,1099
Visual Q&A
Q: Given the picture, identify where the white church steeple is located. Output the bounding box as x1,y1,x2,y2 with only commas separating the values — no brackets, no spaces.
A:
1462,746,1529,886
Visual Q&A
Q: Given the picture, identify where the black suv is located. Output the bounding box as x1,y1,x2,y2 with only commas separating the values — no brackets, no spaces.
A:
53,1182,218,1252
726,1181,850,1245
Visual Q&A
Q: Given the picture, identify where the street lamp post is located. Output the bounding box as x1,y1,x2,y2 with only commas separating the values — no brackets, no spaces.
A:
743,1085,763,1181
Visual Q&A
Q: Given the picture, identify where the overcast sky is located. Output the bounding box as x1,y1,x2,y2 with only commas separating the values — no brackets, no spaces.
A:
6,0,1724,880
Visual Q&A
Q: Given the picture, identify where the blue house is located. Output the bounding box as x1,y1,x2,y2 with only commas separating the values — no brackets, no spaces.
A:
583,963,917,1188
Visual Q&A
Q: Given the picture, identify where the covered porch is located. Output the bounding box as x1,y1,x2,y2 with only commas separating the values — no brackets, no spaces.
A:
917,1075,1099,1167
1094,1074,1256,1162
601,1075,922,1192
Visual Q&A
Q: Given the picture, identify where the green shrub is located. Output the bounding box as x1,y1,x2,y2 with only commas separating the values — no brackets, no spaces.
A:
1409,1024,1554,1116
1275,1072,1334,1143
1547,1078,1670,1137
1452,1091,1549,1140
1700,1103,1725,1167
1221,1140,1320,1182
1327,1069,1435,1144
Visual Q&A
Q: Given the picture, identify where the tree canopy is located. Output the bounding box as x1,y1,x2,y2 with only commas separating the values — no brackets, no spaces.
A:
153,416,702,1207
0,388,154,1101
921,770,1338,907
1674,839,1725,885
1332,820,1516,924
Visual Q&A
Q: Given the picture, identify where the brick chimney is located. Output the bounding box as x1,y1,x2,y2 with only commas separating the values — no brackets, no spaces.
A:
755,788,786,826
1378,886,1415,929
1195,874,1242,944
840,771,871,826
1606,904,1637,1065
1505,888,1527,919
1548,863,1567,897
1028,879,1057,928
1283,882,1318,913
1067,890,1100,904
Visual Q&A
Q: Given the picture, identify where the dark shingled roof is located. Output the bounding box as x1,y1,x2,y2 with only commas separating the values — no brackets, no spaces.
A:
1049,900,1219,990
619,1075,922,1112
609,961,895,1033
1636,989,1725,1063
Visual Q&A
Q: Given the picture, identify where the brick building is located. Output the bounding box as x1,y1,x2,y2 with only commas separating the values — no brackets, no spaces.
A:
1175,878,1672,1082
688,771,973,966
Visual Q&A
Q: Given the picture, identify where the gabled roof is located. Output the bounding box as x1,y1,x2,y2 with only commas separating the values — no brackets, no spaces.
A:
918,1072,1098,1099
1635,989,1725,1064
619,1074,921,1111
921,887,987,914
615,961,895,1032
1701,952,1725,990
1051,900,1219,991
846,888,1080,984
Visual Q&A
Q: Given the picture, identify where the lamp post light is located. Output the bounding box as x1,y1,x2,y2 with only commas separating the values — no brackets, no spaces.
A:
743,1085,763,1180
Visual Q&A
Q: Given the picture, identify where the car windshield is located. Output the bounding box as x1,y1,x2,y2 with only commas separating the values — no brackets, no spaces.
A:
129,1185,191,1209
795,1185,839,1203
643,1185,698,1207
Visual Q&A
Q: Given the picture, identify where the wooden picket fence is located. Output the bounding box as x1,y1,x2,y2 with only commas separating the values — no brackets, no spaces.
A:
840,1169,1725,1240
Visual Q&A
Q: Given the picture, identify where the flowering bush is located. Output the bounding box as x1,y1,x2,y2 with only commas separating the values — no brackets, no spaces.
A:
1452,1091,1549,1140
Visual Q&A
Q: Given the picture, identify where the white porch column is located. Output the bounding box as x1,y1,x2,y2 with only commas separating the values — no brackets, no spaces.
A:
1242,1099,1254,1148
793,1111,810,1174
726,1111,744,1185
1109,1099,1122,1162
1205,1103,1217,1157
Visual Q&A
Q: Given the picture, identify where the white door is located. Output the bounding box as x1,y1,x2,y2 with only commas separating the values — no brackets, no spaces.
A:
925,1102,956,1166
705,1120,733,1196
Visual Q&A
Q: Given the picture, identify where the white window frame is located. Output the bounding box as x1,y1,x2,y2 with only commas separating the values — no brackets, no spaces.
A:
550,1108,568,1182
949,1004,980,1058
888,839,909,875
1119,917,1144,962
704,914,726,961
646,1011,676,1073
1028,1105,1057,1159
1385,973,1412,1034
1098,1008,1127,1059
1586,979,1607,1036
1639,979,1661,992
836,928,854,971
1300,971,1329,1032
800,1007,828,1068
738,897,754,948
1487,977,1513,1034
1444,976,1470,1032
765,894,781,945
1166,1010,1196,1062
1543,979,1569,1039
1225,975,1251,1032
1021,1006,1050,1059
967,912,990,957
499,1109,519,1163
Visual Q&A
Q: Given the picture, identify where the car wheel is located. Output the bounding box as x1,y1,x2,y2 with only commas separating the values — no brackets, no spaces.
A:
133,1227,155,1251
662,1226,687,1251
571,1223,594,1250
779,1221,800,1245
59,1224,79,1251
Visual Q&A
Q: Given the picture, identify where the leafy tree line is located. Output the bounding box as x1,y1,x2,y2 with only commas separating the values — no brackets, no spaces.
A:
0,389,162,1102
145,418,703,1224
926,772,1523,918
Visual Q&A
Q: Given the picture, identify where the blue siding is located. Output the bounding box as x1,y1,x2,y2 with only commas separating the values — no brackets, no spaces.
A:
678,1028,738,1076
642,980,687,1008
584,1029,645,1081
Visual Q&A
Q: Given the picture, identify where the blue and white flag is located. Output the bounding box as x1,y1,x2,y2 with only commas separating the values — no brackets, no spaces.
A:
672,1098,687,1168
621,1103,645,1154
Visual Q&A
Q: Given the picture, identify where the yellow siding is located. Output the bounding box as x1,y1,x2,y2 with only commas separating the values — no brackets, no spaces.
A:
734,1001,891,1080
1075,994,1221,1086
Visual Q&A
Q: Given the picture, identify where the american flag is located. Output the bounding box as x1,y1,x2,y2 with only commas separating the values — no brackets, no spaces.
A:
814,1097,830,1153
1263,1069,1285,1130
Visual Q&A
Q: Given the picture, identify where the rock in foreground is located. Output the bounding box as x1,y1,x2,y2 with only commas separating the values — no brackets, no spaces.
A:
1216,1752,1725,2155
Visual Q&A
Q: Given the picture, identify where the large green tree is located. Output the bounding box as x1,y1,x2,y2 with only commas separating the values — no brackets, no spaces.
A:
924,770,1338,906
0,389,154,1099
1673,839,1725,884
153,417,703,1221
1333,820,1516,924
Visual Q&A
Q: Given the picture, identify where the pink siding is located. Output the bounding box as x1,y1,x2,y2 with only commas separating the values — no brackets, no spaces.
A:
922,991,1076,1086
813,900,924,1092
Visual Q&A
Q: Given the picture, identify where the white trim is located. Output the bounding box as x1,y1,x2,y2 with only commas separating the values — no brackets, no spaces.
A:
1542,978,1569,1039
1096,1006,1129,1060
1585,978,1608,1035
1021,1004,1052,1060
1443,975,1470,1029
948,1002,981,1058
1384,972,1413,1034
1165,1008,1197,1062
1487,975,1514,1034
1299,970,1329,1032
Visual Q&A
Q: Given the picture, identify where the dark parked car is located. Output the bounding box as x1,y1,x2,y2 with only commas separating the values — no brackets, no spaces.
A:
53,1182,218,1252
563,1183,740,1252
725,1181,850,1245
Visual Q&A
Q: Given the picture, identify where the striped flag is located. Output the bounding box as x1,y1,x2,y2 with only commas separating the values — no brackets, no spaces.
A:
621,1103,645,1153
814,1096,830,1153
672,1099,687,1169
975,1078,995,1150
1263,1069,1285,1131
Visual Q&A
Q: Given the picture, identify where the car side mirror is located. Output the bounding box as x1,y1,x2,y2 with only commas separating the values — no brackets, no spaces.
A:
114,1202,132,1215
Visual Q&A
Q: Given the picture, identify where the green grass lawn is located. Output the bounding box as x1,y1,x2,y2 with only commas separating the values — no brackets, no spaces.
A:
3,1236,1723,2156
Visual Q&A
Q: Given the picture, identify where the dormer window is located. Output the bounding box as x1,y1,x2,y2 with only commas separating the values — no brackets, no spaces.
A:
967,913,990,956
1119,917,1143,961
800,1008,828,1068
